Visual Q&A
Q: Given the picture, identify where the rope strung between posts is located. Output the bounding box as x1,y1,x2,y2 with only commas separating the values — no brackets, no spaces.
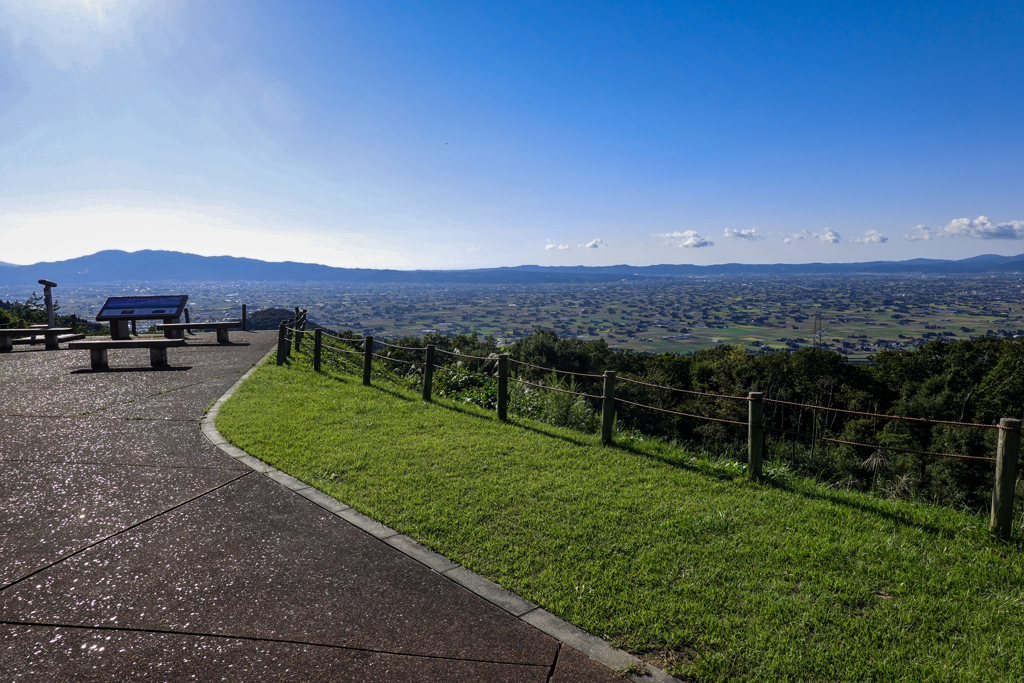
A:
435,364,492,379
371,352,418,366
434,348,493,361
319,342,362,356
764,398,1004,429
375,340,427,352
507,376,602,399
615,376,751,402
506,358,605,379
317,329,364,348
764,425,996,462
615,397,748,426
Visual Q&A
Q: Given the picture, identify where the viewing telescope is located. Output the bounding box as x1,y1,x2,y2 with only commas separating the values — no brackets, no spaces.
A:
37,279,57,327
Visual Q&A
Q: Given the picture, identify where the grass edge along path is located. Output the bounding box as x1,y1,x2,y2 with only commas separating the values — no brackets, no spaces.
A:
215,357,1024,682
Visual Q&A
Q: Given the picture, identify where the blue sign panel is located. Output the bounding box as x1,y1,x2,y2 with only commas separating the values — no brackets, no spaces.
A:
96,295,189,321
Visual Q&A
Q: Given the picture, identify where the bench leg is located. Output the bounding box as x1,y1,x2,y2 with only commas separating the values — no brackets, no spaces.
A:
45,334,59,351
0,337,11,353
90,348,109,370
150,346,169,367
216,328,229,344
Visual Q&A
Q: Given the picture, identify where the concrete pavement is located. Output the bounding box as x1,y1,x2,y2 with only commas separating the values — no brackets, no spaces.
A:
0,332,637,681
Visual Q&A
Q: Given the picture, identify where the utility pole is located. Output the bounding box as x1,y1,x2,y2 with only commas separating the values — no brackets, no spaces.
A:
814,313,823,349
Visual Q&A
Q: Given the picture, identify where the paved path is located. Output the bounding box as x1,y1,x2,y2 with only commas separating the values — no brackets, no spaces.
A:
0,332,630,681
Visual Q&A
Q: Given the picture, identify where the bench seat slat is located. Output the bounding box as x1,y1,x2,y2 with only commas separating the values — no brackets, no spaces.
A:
68,339,186,350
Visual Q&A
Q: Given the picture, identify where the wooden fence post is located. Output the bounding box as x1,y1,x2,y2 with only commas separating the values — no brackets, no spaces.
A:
748,391,765,480
991,417,1022,540
497,354,508,421
277,321,286,365
422,345,435,401
241,304,247,331
284,319,294,358
601,371,616,444
363,335,374,386
183,308,191,334
313,328,322,372
295,311,306,351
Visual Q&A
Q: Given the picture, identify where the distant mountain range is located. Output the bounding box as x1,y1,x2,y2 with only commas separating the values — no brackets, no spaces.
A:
3,249,1024,286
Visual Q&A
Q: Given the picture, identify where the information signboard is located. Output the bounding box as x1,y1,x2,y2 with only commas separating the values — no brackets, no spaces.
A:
96,295,189,321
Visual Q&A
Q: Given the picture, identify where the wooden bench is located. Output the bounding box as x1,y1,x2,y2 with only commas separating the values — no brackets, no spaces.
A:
156,320,242,344
0,327,83,352
67,338,186,370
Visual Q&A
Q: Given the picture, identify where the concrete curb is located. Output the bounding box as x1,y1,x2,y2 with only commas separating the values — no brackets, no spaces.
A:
201,346,679,683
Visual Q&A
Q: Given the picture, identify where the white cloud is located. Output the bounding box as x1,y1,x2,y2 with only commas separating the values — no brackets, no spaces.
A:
903,224,933,241
657,230,713,248
723,227,762,241
903,216,1024,241
583,238,607,249
545,241,570,250
941,216,1024,239
851,230,888,244
817,228,841,243
783,228,840,244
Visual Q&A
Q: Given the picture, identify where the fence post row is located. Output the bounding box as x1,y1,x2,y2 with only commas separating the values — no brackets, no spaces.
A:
313,328,322,372
280,315,1024,541
991,417,1022,540
601,371,616,444
276,321,287,365
748,392,764,480
497,354,508,422
363,336,374,386
422,345,435,402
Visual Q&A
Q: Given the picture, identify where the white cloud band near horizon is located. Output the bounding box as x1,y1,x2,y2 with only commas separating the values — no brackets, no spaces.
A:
657,230,713,248
0,205,407,268
904,216,1024,241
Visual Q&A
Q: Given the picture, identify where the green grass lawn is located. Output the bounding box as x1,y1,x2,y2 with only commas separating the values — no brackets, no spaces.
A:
216,356,1024,682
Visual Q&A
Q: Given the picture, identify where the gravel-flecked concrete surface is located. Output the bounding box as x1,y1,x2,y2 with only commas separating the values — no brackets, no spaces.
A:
0,332,628,682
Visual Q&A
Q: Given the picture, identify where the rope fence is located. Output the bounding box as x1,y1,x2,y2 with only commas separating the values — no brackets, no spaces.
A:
765,397,1004,430
273,320,1023,538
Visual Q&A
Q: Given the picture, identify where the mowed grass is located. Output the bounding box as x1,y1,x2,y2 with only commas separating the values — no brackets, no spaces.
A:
216,358,1024,682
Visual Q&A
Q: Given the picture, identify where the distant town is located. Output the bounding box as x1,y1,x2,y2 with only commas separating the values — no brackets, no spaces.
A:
4,273,1022,360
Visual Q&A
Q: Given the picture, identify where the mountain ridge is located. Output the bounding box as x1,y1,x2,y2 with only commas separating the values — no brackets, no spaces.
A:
3,249,1024,285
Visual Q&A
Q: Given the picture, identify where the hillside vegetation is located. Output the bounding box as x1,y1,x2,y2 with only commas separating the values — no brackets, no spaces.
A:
321,329,1024,512
216,356,1024,682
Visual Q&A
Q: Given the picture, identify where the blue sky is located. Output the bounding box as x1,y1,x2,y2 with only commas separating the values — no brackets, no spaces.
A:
1,1,1022,269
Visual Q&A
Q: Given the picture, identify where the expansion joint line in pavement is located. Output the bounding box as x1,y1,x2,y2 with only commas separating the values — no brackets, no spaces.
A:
0,618,555,671
0,470,253,594
545,643,562,683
